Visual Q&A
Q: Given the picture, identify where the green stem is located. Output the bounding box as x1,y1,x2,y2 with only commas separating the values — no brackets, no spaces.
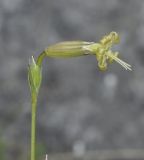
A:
36,51,46,67
31,93,38,160
29,52,44,160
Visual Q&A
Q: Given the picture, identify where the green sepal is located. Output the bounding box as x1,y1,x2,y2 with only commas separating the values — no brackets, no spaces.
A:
28,56,42,95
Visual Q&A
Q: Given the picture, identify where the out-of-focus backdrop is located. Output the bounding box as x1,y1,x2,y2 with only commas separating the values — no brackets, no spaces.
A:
0,0,144,159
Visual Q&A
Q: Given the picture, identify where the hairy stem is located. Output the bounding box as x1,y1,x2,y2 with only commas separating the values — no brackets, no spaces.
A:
31,93,38,160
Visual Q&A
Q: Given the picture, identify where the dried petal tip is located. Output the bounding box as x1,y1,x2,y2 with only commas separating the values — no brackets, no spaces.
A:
29,56,36,66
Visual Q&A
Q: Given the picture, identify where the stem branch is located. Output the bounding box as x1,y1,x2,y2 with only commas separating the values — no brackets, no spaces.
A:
36,51,46,67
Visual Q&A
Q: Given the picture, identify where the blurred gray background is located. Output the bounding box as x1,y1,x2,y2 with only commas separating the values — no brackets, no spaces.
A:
0,0,144,159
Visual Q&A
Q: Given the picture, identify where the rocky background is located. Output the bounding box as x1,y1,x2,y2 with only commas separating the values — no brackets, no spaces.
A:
0,0,144,159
